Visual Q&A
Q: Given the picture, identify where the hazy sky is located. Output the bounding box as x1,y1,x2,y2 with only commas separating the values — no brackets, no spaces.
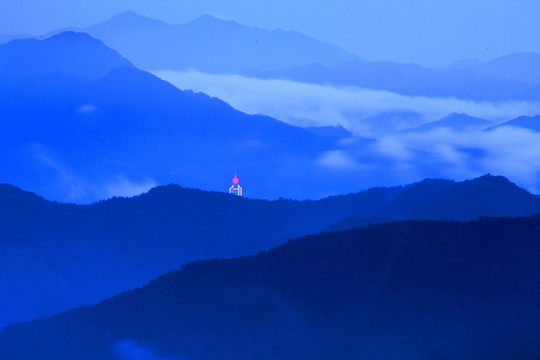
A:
2,0,540,66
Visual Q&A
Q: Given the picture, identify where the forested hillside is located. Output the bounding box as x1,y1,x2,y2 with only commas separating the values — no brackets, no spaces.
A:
2,216,539,359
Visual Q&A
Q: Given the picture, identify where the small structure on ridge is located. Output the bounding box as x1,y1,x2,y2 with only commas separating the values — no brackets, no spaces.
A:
229,173,243,196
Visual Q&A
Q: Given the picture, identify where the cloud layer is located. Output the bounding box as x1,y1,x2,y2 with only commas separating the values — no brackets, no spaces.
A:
153,70,540,137
330,126,540,194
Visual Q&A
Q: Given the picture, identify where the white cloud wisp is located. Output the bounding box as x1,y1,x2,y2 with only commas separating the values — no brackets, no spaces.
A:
153,70,540,137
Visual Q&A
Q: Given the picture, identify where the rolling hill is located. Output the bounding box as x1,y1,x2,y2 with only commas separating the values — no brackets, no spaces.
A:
1,174,539,327
2,215,539,359
0,181,402,327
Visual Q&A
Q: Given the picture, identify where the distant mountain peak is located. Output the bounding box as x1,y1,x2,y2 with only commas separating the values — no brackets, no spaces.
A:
194,14,221,22
0,30,133,78
113,10,143,18
485,114,540,132
107,10,156,21
187,14,243,28
92,11,169,30
467,173,515,186
402,113,491,133
46,30,94,41
76,11,358,73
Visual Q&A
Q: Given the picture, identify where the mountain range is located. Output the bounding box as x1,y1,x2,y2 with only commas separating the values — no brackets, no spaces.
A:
1,174,539,328
3,11,540,104
449,52,540,84
3,30,540,203
2,10,540,360
0,30,132,78
2,214,539,360
327,174,540,231
0,180,396,327
380,112,540,135
86,12,540,102
44,11,358,73
245,55,540,102
0,31,354,203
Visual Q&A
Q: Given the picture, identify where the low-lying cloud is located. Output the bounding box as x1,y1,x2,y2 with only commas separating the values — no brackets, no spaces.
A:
103,176,157,199
153,70,540,137
25,143,156,203
326,126,540,194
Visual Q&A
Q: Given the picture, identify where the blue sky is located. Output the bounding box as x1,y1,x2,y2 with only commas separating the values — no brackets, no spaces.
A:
2,0,540,66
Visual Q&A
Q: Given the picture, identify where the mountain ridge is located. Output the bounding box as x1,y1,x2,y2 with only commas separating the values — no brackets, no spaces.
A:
327,174,540,231
485,114,540,132
2,215,539,359
245,58,540,102
78,11,359,73
0,31,133,78
0,179,403,327
1,174,540,327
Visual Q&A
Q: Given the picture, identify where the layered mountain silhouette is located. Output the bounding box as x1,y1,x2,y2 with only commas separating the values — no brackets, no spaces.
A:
1,174,539,327
2,215,539,360
46,11,358,73
245,57,540,102
7,31,535,204
2,11,540,360
6,12,540,104
327,174,540,231
0,31,365,203
0,181,400,326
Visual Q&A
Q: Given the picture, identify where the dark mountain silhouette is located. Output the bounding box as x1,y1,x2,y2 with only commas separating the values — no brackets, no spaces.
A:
0,31,369,203
402,113,492,133
245,58,540,102
485,114,540,132
0,182,403,327
2,215,539,360
67,11,358,73
1,174,539,327
328,175,540,231
384,175,540,220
